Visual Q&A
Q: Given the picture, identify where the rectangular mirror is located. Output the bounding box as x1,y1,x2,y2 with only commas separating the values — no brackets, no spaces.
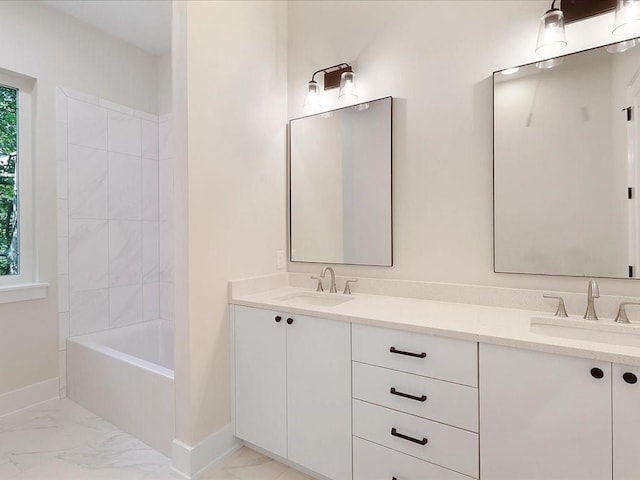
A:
494,39,640,279
289,96,392,266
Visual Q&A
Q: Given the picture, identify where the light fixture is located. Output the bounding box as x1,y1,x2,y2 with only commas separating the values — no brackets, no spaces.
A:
304,80,321,109
536,57,564,69
613,0,640,36
607,37,640,52
338,71,358,101
501,67,520,76
535,1,567,57
304,63,358,109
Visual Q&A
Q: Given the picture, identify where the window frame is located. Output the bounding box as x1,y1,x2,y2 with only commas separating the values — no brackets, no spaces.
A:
0,71,35,288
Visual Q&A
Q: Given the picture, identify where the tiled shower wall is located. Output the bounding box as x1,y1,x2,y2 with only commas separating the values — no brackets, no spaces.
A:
56,87,173,397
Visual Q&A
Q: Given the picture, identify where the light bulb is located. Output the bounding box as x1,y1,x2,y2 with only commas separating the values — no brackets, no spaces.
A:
535,7,567,57
304,80,321,109
338,71,358,102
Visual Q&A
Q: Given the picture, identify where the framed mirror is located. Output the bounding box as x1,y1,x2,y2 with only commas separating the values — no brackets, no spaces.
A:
494,38,640,279
289,96,392,266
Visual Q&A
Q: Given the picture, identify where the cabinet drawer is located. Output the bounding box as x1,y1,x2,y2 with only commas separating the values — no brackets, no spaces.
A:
354,436,471,480
353,361,478,432
353,399,478,478
352,324,478,387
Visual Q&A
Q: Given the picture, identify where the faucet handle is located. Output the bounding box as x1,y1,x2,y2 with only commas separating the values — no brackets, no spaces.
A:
543,294,568,317
310,275,324,292
615,302,640,323
343,278,358,295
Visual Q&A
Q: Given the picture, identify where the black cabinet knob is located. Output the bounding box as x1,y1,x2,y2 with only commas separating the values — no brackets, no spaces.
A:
274,316,282,323
623,372,638,384
591,368,604,379
286,317,294,325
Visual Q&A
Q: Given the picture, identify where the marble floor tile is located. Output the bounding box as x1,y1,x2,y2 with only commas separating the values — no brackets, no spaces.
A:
0,400,311,480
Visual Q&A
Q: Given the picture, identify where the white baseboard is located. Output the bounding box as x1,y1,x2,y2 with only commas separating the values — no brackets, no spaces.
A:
0,378,59,418
171,423,241,479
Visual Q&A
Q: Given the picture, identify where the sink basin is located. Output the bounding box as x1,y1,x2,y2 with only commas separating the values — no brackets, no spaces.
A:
276,292,355,307
530,316,640,348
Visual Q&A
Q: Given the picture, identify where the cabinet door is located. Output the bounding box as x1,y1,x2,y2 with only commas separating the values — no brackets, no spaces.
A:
480,343,611,480
613,363,640,480
234,306,287,458
287,314,352,480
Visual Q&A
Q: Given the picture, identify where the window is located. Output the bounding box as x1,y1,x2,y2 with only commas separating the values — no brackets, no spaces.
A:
0,71,36,292
0,85,18,276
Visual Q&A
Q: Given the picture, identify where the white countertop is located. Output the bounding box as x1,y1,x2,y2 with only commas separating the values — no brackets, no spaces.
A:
231,286,640,366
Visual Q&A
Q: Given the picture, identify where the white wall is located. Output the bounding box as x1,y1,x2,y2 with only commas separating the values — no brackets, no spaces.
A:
287,0,640,297
173,0,287,445
0,1,158,398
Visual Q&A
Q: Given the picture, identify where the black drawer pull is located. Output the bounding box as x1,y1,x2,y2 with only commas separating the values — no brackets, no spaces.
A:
390,387,427,402
391,427,428,445
390,346,426,358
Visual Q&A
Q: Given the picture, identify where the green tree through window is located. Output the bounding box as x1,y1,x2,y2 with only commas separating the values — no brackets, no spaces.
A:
0,86,17,275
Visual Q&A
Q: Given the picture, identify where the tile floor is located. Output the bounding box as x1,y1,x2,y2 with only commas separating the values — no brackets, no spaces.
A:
0,399,313,480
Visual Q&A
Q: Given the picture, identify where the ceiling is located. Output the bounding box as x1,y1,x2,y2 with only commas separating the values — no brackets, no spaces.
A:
42,0,171,55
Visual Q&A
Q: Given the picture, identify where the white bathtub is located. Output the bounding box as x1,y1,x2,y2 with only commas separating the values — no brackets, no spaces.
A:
67,320,174,456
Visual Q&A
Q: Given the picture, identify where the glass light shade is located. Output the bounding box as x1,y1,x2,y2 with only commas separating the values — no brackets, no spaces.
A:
535,8,567,56
613,0,640,36
338,71,358,101
304,80,321,109
535,57,564,69
607,38,640,53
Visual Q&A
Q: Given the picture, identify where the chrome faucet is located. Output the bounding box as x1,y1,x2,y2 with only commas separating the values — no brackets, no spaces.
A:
584,279,600,320
320,266,337,293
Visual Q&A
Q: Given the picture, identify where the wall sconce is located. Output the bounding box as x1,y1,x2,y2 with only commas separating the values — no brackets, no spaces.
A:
534,0,640,55
304,63,358,109
535,1,567,56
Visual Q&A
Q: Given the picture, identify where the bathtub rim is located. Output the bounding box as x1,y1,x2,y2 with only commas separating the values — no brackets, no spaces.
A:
67,323,174,380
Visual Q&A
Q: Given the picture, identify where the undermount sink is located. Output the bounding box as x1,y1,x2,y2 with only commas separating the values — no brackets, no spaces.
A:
530,316,640,348
276,292,355,307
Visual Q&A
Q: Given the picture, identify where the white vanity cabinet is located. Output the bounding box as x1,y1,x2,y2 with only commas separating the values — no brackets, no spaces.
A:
613,364,640,480
233,305,352,480
352,324,479,479
479,343,640,480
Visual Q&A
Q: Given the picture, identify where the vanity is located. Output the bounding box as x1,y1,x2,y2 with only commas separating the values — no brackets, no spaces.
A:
230,284,640,480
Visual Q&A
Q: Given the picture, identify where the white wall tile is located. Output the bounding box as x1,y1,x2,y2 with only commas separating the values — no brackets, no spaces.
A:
58,312,69,351
141,119,159,159
135,109,158,122
61,87,99,105
142,159,159,221
159,220,173,284
56,88,68,124
110,285,143,327
109,220,142,287
56,122,68,200
143,283,159,321
68,144,108,219
67,99,107,150
57,199,68,237
100,98,134,116
59,351,67,398
142,221,159,284
158,115,172,161
159,282,173,322
70,288,109,335
69,219,109,292
108,110,141,156
108,152,142,220
58,236,68,276
159,157,173,222
58,274,69,313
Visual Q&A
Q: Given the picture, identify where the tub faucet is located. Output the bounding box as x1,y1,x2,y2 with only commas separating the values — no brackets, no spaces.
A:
320,266,337,293
584,279,600,321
